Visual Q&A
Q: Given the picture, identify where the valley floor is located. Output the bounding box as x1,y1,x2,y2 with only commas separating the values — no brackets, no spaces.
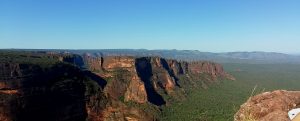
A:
161,63,300,121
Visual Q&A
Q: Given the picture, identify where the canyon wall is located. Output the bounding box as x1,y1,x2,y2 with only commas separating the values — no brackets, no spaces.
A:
83,55,235,106
0,52,234,121
0,63,88,121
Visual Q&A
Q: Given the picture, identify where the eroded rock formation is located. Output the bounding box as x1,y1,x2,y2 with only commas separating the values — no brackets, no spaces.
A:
82,56,235,106
0,52,234,121
124,74,147,103
235,90,300,121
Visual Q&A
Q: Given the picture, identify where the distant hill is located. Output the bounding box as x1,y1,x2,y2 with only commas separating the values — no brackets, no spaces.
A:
216,51,300,64
2,49,300,64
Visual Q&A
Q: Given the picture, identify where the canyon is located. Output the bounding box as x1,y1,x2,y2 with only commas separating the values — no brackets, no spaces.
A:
0,51,234,121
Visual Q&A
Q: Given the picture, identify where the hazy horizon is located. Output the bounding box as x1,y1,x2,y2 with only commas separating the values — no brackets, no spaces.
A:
1,0,300,53
1,48,300,55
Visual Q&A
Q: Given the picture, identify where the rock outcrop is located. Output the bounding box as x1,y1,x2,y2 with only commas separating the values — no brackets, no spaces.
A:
235,90,300,121
102,56,135,71
124,74,147,103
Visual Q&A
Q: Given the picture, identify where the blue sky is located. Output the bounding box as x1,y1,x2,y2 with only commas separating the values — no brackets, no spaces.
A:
0,0,300,53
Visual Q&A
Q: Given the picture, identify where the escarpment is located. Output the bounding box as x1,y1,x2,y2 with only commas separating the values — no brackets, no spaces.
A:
0,51,234,121
82,55,235,105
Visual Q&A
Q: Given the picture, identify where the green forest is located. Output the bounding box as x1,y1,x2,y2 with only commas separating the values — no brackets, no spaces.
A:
161,63,300,121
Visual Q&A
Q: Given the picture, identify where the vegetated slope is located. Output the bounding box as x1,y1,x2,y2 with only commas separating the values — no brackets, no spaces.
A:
161,63,300,121
0,51,234,121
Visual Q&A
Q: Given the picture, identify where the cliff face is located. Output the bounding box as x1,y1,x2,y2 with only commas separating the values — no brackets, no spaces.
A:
0,52,234,121
83,55,234,106
0,63,88,121
0,62,151,121
235,90,300,121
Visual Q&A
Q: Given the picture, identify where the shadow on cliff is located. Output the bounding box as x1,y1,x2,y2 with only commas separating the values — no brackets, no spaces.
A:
10,63,89,121
63,55,85,68
160,58,181,87
135,57,166,106
83,70,107,89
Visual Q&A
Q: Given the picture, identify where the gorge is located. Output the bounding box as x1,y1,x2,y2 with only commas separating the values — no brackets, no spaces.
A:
0,51,234,121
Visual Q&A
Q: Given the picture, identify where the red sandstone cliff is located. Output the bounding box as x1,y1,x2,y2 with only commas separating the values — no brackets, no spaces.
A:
0,52,234,121
83,56,235,105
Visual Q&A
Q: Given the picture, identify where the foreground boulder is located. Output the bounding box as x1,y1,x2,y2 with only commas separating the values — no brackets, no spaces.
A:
235,90,300,121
